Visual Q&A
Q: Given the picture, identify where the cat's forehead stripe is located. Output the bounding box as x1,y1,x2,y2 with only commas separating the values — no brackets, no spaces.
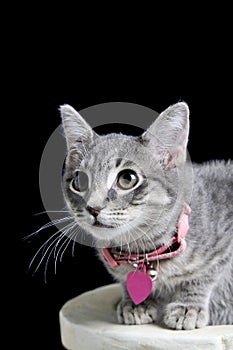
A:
121,160,135,169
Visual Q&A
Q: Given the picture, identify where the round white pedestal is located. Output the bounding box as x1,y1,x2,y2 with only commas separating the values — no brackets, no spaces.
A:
60,283,233,350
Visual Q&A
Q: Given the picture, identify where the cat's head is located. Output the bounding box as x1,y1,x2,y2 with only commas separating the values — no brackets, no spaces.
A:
60,102,190,247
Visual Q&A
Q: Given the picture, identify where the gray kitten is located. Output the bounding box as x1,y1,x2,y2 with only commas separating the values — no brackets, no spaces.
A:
60,102,233,330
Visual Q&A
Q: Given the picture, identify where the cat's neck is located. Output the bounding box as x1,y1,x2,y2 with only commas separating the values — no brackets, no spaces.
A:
109,203,191,254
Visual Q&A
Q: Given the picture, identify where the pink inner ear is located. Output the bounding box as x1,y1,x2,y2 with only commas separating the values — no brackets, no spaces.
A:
164,152,175,169
165,146,187,169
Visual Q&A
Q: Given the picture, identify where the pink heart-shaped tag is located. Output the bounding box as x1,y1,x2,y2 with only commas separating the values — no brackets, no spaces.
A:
126,269,153,305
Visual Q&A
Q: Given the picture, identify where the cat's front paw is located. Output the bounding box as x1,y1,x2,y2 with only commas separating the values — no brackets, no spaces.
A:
163,303,208,330
117,300,158,325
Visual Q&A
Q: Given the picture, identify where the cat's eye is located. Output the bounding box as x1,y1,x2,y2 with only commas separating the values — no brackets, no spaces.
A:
117,170,139,190
71,171,89,192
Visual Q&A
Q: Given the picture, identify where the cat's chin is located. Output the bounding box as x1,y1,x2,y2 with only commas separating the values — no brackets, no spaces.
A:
78,223,127,246
81,223,146,248
88,224,120,236
93,230,124,247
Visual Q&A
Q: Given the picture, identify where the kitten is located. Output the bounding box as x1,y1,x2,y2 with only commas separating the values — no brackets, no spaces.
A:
60,102,233,330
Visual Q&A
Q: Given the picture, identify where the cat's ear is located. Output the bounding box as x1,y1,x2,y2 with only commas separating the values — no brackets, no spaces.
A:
60,104,96,149
142,102,189,168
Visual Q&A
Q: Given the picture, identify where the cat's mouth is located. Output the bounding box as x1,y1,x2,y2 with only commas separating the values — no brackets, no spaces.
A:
93,219,114,229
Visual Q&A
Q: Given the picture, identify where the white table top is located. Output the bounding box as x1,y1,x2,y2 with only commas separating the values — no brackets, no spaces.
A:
60,283,233,350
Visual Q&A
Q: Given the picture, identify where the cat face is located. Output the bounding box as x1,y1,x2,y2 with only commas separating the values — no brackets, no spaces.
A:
62,134,169,242
61,103,190,246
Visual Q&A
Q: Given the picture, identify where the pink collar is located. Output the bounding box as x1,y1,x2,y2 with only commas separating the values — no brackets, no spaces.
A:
102,203,191,268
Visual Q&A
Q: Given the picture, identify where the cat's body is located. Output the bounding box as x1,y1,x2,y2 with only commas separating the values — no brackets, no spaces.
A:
60,102,233,330
100,161,233,328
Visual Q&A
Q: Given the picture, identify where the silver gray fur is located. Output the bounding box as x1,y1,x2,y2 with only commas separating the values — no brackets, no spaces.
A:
60,102,233,330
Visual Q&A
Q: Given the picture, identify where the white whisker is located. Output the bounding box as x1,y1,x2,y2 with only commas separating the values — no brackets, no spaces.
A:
59,230,78,262
53,221,77,258
43,236,64,283
33,209,70,216
29,221,75,271
55,224,79,265
32,233,63,276
127,221,157,252
71,231,78,257
23,216,73,240
54,223,83,273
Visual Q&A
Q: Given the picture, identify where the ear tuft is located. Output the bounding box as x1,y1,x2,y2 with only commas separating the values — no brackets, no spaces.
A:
142,102,190,168
60,104,95,149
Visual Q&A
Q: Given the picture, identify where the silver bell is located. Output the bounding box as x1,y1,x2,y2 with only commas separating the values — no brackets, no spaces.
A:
147,269,158,281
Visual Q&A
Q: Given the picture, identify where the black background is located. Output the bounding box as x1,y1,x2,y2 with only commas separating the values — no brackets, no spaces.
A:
9,18,232,349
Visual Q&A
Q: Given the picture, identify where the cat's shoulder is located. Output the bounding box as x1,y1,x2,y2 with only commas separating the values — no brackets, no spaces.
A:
192,160,233,184
193,159,232,173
